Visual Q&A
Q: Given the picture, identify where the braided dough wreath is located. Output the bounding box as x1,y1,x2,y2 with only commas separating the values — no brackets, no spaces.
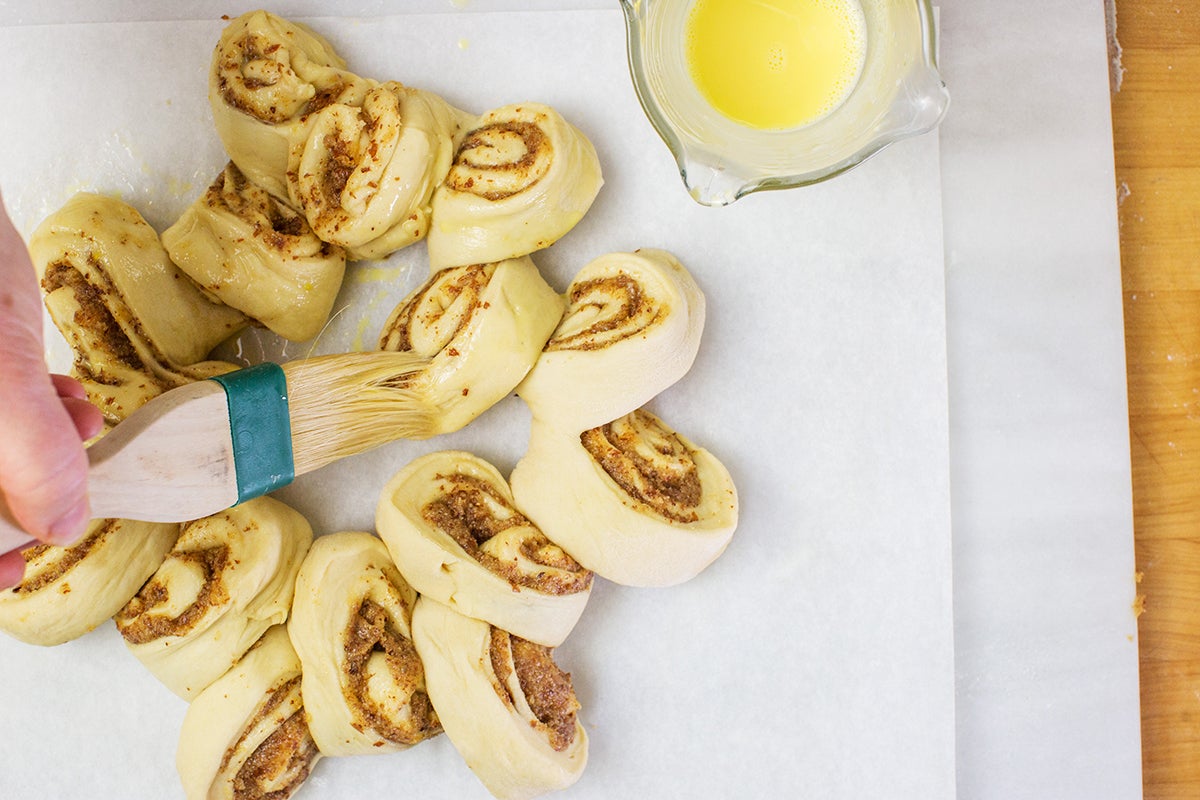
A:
3,10,747,800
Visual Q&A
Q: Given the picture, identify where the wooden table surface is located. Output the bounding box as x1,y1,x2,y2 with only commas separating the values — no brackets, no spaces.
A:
1111,1,1200,796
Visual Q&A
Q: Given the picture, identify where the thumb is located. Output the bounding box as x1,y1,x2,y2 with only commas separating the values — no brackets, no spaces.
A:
0,368,92,545
0,191,91,545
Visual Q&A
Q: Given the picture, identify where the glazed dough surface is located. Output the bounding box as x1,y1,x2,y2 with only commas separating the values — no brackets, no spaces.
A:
427,102,602,269
163,162,347,342
510,408,738,587
516,249,706,433
0,518,179,646
376,451,591,647
28,194,250,366
287,531,440,756
378,257,564,435
287,82,473,260
209,9,372,200
115,496,313,699
177,625,321,800
411,598,587,800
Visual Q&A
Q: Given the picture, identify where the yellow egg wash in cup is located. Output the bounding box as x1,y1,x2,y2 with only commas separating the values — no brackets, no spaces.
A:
684,0,868,130
621,0,947,204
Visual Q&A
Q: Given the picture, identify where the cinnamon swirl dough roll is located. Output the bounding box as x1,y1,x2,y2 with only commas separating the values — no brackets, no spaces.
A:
378,257,564,435
210,10,372,200
287,82,473,261
287,531,441,756
426,102,603,270
39,263,237,423
412,598,587,800
516,249,705,433
0,518,178,646
510,409,738,587
163,162,347,342
29,194,248,366
115,496,313,699
376,452,591,647
31,194,243,422
178,625,321,800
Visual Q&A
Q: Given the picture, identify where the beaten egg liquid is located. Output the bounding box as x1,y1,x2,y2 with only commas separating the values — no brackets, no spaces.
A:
684,0,867,130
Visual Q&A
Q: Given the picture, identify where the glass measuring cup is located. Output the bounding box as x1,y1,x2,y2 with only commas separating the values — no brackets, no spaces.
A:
620,0,949,206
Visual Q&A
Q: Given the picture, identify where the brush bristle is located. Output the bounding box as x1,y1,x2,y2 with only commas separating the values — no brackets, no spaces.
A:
282,351,437,474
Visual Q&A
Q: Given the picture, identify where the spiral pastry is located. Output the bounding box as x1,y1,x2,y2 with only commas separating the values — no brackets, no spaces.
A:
115,496,313,699
287,531,441,756
426,102,603,269
510,408,738,587
0,518,178,646
285,81,472,261
32,194,242,423
412,598,587,800
377,257,564,435
376,451,592,647
39,265,237,423
162,162,347,342
209,10,372,201
516,249,705,433
28,193,247,393
177,625,321,800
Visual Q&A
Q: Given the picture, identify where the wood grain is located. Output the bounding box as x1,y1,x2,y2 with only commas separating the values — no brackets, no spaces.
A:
0,380,237,557
1111,2,1200,796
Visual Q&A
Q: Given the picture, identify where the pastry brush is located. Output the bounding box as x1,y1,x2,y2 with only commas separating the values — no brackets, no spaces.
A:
0,352,433,557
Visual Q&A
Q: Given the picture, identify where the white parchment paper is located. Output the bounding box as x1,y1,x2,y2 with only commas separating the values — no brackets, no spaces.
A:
0,8,954,800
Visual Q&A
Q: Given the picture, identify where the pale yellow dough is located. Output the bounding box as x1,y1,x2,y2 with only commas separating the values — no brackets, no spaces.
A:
0,518,178,646
30,193,243,422
287,81,473,260
516,248,706,433
29,193,247,363
209,9,372,201
376,451,592,647
163,162,347,342
378,257,564,436
426,102,603,269
115,497,313,699
510,408,738,587
412,598,588,800
287,531,441,756
177,625,320,800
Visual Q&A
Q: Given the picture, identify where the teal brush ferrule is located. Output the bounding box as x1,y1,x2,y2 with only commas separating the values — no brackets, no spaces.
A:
209,362,295,503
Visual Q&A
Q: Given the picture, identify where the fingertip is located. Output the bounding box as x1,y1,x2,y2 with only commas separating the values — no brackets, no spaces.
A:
51,373,89,402
0,548,27,591
61,396,105,441
46,495,90,547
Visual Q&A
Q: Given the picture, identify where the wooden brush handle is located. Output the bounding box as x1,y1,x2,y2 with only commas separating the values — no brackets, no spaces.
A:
0,380,240,561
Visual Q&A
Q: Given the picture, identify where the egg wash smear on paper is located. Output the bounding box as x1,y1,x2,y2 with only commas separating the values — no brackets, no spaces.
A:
685,0,867,130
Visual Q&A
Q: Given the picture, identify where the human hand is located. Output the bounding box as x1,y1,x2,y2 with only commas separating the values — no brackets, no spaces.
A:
0,191,104,589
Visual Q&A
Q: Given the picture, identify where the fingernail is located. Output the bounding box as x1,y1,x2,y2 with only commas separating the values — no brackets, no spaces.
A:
47,496,91,546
